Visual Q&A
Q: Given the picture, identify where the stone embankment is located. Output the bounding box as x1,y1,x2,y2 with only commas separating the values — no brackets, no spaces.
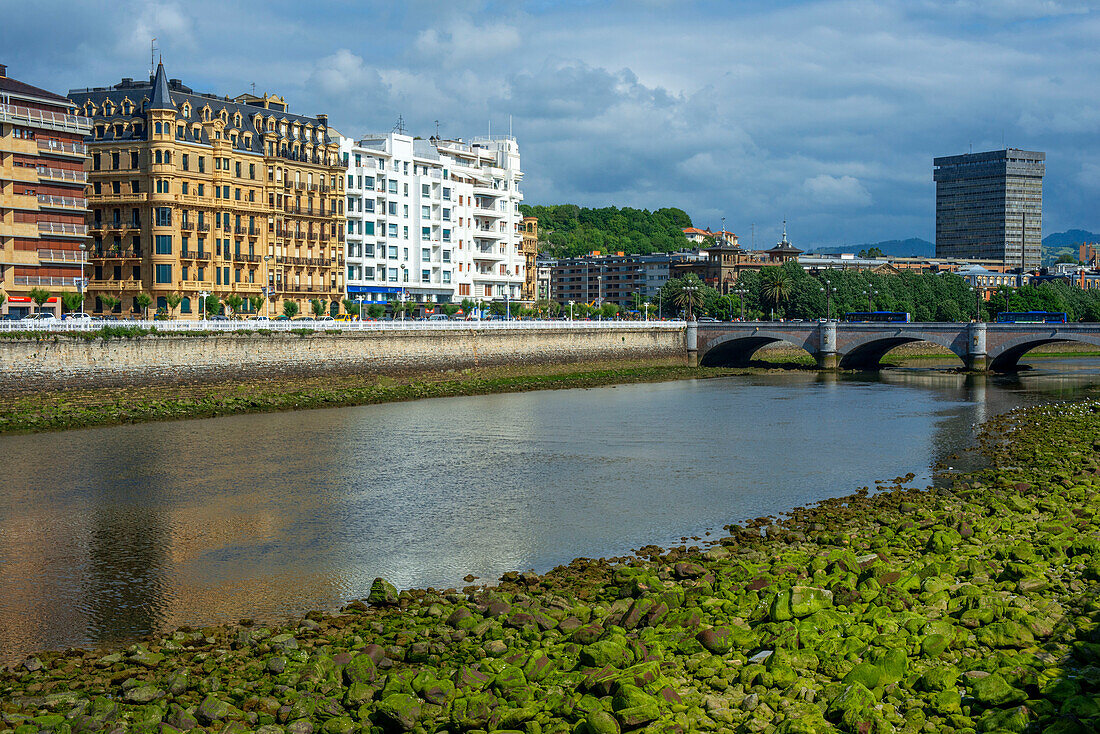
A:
0,327,685,394
3,401,1100,733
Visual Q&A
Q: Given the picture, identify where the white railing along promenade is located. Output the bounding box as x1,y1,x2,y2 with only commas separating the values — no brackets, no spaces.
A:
0,318,686,334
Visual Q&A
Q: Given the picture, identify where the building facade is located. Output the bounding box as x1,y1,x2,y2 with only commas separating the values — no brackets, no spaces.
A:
521,216,538,302
340,132,525,308
933,148,1044,270
69,63,345,319
1,64,91,317
548,252,686,309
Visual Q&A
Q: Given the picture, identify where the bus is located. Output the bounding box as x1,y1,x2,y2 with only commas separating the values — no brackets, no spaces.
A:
843,311,912,323
995,311,1068,324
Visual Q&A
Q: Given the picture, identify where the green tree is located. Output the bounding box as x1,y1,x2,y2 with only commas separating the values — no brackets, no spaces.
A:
759,267,795,319
61,292,85,315
99,294,120,316
248,294,265,315
283,300,300,318
135,292,153,319
166,292,183,319
600,302,620,319
28,287,52,315
0,291,6,311
367,304,385,319
310,298,326,317
1055,253,1079,264
224,294,244,318
858,246,886,258
441,303,460,316
666,274,708,320
342,298,360,317
204,294,222,316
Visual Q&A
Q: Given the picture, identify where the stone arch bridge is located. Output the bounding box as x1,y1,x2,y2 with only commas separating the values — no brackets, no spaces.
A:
689,321,1100,371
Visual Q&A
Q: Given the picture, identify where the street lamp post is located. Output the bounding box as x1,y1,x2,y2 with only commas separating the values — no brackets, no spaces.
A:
820,279,836,321
199,290,210,322
970,286,981,321
357,295,365,324
864,288,878,313
682,285,698,321
733,287,747,321
568,299,575,321
263,254,273,317
597,275,602,321
79,243,87,315
644,301,650,322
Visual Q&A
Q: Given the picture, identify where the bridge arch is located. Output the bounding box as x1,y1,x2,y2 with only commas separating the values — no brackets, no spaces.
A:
837,335,968,371
988,332,1100,371
698,331,815,367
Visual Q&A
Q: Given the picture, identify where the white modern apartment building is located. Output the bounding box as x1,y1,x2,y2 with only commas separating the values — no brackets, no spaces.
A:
339,132,525,308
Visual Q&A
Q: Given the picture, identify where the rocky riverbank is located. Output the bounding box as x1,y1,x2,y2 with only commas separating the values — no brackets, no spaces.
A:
0,360,740,435
3,400,1100,733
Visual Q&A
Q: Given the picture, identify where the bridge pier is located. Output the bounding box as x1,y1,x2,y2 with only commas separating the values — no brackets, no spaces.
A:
816,320,838,370
965,322,989,372
686,321,698,367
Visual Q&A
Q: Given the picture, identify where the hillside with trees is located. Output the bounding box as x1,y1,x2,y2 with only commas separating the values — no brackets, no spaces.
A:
657,262,1100,322
519,204,693,257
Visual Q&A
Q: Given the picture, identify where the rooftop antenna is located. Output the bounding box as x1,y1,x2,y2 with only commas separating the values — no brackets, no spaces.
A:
251,82,256,96
434,119,439,138
150,38,157,77
751,223,755,249
509,114,512,139
392,114,406,135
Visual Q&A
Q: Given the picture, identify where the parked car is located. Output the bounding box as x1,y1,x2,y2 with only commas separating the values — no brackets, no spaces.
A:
697,316,718,322
64,312,92,321
334,314,356,322
208,315,230,321
252,316,271,323
426,313,450,321
23,312,57,321
317,315,336,323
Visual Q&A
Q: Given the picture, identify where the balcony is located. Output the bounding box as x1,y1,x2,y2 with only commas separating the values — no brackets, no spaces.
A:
14,275,82,287
37,139,87,157
234,253,260,263
93,247,141,259
37,166,87,184
37,248,86,264
37,194,85,210
0,103,91,135
180,249,211,260
38,221,88,237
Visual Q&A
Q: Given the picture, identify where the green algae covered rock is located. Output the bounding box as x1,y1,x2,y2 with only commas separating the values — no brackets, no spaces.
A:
770,586,833,622
369,577,399,606
376,693,421,731
970,673,1027,707
611,684,660,727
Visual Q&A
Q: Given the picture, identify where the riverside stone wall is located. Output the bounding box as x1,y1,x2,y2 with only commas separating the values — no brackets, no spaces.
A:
0,327,686,393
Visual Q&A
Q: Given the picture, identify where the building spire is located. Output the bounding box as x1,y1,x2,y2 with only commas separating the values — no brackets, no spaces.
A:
148,61,174,111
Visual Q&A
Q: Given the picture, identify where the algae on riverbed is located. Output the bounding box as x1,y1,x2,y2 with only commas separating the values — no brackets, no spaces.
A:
3,400,1100,733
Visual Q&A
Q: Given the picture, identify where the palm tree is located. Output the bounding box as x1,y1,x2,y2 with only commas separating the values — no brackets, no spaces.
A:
670,274,706,321
224,294,244,319
759,267,794,320
99,294,121,318
248,294,265,315
61,292,84,315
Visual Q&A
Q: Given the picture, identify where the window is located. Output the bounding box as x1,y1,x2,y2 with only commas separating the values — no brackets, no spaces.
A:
235,269,242,283
198,157,205,173
388,224,398,238
197,267,204,281
403,226,409,240
364,175,374,189
388,202,397,216
388,267,398,282
181,297,192,314
364,266,374,279
216,268,222,285
364,199,374,213
111,152,120,169
403,205,409,219
235,161,242,177
112,181,121,195
155,235,172,254
130,152,139,168
155,207,172,227
197,184,204,196
443,208,451,221
422,184,430,197
387,179,397,194
422,269,430,281
388,245,398,259
443,187,451,200
442,250,451,263
421,248,431,260
155,264,172,283
442,229,451,242
363,221,375,236
181,182,188,194
442,271,451,284
422,205,431,218
181,266,189,281
364,244,375,257
422,227,430,239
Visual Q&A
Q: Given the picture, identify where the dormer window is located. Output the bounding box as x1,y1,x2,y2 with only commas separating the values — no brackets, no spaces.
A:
233,113,242,128
181,104,190,118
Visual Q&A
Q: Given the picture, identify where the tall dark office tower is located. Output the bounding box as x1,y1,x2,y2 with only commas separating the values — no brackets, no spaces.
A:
933,148,1044,270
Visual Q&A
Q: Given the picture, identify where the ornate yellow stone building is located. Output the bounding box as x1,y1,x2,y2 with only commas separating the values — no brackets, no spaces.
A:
68,63,345,318
521,215,538,302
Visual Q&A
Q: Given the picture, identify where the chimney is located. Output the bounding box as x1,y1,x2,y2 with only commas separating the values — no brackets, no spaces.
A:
316,114,328,127
0,64,7,78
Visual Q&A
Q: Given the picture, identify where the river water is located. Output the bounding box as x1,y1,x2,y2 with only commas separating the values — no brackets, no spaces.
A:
2,358,1099,660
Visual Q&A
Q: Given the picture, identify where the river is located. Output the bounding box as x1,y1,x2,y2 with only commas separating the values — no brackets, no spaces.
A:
1,358,1098,660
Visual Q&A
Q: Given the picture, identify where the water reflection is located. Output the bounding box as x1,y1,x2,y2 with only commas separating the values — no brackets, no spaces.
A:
0,359,1098,660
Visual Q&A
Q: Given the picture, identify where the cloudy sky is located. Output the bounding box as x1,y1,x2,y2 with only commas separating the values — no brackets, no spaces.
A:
6,0,1100,247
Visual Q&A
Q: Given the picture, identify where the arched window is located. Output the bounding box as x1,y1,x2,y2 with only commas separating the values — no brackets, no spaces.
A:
154,122,162,134
164,152,171,164
155,150,163,164
157,296,167,312
181,297,192,314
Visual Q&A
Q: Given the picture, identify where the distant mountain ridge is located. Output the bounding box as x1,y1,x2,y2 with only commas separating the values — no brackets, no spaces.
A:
805,238,935,258
1042,230,1098,247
